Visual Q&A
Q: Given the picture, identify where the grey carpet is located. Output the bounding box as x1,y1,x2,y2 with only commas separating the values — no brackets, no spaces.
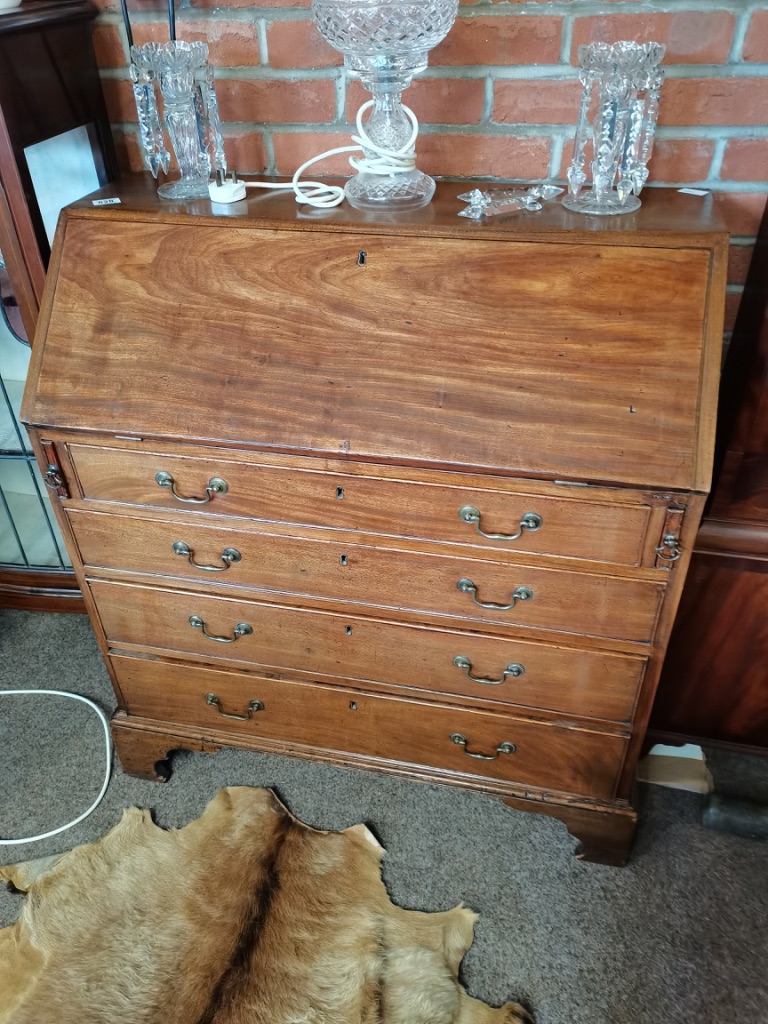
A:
1,607,767,1024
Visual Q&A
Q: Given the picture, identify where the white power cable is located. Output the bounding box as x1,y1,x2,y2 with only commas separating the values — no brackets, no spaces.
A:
0,690,112,845
210,99,421,209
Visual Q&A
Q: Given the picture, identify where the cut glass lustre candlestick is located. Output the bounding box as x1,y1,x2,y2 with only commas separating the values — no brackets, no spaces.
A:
563,40,665,216
130,41,226,200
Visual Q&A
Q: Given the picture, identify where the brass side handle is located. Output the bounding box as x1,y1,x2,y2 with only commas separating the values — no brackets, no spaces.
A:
173,541,241,572
655,532,682,562
155,470,228,505
205,693,263,720
459,506,542,542
453,655,524,685
457,578,534,611
43,464,65,490
450,733,516,760
189,615,252,643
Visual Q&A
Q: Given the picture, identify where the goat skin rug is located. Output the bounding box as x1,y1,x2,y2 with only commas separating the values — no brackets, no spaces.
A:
0,786,531,1024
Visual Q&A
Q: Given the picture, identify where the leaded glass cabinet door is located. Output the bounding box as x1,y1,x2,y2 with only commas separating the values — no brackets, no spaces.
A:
1,299,69,569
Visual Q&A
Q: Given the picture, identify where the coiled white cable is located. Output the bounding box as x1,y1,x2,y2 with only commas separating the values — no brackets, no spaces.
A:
0,690,112,845
242,99,421,209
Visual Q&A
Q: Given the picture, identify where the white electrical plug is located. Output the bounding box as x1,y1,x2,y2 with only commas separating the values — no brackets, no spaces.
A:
209,171,246,205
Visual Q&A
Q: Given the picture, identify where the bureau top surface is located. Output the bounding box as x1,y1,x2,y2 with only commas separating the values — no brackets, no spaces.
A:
64,174,728,245
24,177,728,491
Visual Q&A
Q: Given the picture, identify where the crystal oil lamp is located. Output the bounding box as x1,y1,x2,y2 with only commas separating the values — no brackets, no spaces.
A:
310,0,458,210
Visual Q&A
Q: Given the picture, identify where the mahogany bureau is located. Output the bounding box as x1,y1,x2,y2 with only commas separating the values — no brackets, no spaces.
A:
22,177,727,864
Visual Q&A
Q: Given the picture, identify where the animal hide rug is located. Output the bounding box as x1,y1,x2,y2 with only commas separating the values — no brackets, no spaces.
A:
0,786,530,1024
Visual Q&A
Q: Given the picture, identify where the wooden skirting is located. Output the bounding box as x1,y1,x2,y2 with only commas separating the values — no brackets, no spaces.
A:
0,569,84,613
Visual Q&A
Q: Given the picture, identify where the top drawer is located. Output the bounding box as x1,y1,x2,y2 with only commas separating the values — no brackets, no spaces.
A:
67,444,652,567
26,219,718,490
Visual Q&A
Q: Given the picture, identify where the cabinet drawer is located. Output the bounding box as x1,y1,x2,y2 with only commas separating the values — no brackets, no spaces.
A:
77,514,662,642
111,653,627,800
67,445,650,566
91,579,645,720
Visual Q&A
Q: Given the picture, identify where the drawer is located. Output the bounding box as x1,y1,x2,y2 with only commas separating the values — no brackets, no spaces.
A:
91,579,645,721
76,513,663,642
111,653,628,800
66,445,651,566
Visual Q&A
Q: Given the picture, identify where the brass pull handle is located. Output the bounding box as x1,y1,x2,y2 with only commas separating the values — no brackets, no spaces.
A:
655,532,682,562
189,615,253,643
453,655,525,685
459,506,542,542
457,578,533,611
205,692,263,720
155,470,228,505
173,541,241,572
450,733,516,760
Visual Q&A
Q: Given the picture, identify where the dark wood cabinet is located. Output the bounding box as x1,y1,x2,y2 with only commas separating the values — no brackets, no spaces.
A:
0,0,118,613
651,198,768,751
0,0,118,339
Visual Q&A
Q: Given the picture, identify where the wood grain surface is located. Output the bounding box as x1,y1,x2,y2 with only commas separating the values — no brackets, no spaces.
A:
89,576,646,721
31,218,715,489
67,444,654,566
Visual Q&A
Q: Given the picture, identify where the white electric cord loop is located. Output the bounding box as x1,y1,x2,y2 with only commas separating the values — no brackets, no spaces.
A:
241,99,421,209
348,98,418,175
0,690,112,845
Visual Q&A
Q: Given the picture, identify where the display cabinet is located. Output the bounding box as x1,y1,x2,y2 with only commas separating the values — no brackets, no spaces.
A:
0,0,118,611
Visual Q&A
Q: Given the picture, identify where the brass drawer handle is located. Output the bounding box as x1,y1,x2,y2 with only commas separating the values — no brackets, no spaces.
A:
155,470,228,505
457,578,533,611
459,506,542,542
450,733,516,760
453,655,525,685
655,532,682,562
205,692,263,720
189,615,253,643
173,541,241,572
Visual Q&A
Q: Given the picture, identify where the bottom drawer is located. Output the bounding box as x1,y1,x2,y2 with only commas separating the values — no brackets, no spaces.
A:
111,653,628,801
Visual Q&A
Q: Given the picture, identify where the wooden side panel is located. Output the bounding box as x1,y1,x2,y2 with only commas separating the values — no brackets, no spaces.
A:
652,551,768,746
27,220,714,489
652,192,768,749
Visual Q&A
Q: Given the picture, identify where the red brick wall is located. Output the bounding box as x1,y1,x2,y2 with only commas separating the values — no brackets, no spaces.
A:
92,0,768,333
